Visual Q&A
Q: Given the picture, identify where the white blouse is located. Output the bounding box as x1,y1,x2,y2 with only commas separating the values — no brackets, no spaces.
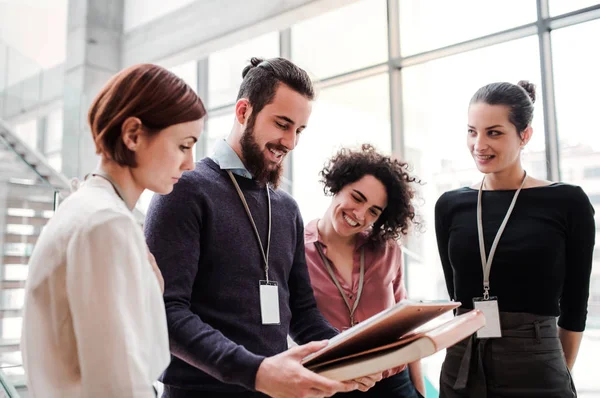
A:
21,176,169,398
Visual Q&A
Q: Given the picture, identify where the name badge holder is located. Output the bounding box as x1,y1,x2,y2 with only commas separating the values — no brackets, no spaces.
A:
228,171,280,325
473,171,527,339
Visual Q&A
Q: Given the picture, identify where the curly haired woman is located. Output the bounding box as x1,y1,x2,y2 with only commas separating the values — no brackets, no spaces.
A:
304,144,425,397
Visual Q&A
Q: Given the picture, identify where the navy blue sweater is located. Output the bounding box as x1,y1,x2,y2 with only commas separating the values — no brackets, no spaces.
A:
144,158,337,393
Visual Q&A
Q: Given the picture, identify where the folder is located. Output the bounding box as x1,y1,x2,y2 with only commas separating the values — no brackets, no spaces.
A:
302,300,485,381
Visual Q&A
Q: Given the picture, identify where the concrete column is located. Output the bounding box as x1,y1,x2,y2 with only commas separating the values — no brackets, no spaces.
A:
61,0,123,178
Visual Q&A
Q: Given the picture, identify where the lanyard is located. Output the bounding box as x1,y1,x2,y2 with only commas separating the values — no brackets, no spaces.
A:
88,171,131,211
227,171,272,282
477,171,527,300
314,242,365,327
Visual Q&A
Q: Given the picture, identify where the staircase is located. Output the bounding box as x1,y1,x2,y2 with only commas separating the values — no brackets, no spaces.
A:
0,119,70,396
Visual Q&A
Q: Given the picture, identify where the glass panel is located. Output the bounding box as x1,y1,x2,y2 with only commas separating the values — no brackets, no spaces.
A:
0,290,24,311
170,61,198,93
46,152,62,172
291,0,388,80
550,0,600,16
13,119,37,150
1,319,21,340
208,33,279,108
45,108,63,153
205,112,235,158
3,266,28,281
292,73,391,223
398,0,537,56
401,36,543,392
553,19,600,395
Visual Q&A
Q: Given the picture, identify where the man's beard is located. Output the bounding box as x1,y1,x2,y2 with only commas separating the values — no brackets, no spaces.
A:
240,116,285,188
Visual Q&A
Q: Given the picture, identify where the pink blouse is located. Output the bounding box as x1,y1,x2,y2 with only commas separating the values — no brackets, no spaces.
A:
304,219,408,376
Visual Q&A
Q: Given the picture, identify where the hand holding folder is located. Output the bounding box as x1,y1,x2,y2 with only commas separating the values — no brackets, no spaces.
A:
302,300,486,381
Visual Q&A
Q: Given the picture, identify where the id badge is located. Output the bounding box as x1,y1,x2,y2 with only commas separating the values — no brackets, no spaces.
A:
259,281,280,325
473,297,502,338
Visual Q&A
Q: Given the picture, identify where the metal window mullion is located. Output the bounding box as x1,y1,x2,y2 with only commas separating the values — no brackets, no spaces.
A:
280,28,294,195
197,58,209,160
537,0,561,181
388,0,412,293
387,0,403,159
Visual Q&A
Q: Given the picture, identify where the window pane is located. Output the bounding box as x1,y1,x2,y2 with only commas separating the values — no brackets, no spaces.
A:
292,73,391,223
170,61,198,93
46,152,62,172
45,108,63,153
205,112,235,157
292,0,388,80
399,0,537,56
553,19,600,395
208,33,279,109
550,0,599,16
401,36,543,391
14,119,38,149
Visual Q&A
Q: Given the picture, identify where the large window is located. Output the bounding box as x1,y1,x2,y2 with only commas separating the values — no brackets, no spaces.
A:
553,19,600,394
550,0,600,16
398,0,537,56
208,33,279,109
14,119,37,150
292,73,391,224
169,61,198,93
291,0,388,80
204,112,235,158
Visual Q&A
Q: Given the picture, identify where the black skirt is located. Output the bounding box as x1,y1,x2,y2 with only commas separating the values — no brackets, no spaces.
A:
440,309,577,398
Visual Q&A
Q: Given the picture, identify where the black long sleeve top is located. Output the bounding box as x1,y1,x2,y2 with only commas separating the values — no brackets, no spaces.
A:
435,183,595,332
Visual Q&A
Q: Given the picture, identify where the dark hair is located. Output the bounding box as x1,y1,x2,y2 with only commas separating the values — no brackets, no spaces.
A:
320,144,418,243
88,63,207,167
236,57,314,116
470,80,536,134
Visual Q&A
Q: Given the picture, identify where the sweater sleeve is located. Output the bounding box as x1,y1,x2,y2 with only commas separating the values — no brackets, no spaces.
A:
144,177,264,391
558,186,595,332
435,192,455,301
288,210,339,344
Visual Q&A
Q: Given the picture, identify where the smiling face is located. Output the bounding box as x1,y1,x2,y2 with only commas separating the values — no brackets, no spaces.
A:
131,118,203,194
238,83,312,186
467,102,531,175
327,175,388,238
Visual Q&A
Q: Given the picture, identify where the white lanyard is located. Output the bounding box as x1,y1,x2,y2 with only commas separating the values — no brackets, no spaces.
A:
227,171,272,282
314,242,365,327
477,171,527,300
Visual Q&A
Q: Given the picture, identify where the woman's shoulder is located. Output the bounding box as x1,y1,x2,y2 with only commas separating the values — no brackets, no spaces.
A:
435,187,475,214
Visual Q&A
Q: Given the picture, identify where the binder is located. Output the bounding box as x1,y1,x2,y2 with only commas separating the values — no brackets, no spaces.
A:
302,300,485,381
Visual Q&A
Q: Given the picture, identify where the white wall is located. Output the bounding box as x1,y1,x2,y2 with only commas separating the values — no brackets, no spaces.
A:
123,0,196,32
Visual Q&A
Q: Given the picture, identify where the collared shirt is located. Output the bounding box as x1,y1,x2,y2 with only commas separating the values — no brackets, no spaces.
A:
211,139,253,179
304,218,408,376
22,176,169,398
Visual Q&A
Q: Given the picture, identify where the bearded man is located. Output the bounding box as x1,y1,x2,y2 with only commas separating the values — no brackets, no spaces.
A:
144,57,380,398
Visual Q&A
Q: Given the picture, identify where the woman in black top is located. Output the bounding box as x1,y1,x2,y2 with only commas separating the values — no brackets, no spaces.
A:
435,81,595,397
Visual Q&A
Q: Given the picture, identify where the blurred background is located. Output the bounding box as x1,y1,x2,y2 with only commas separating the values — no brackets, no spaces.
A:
0,0,599,396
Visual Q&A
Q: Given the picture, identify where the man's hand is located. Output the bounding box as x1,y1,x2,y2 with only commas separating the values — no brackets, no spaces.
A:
255,341,359,398
147,250,164,294
352,372,383,392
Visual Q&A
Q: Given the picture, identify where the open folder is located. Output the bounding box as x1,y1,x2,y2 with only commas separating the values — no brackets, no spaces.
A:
302,300,485,381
